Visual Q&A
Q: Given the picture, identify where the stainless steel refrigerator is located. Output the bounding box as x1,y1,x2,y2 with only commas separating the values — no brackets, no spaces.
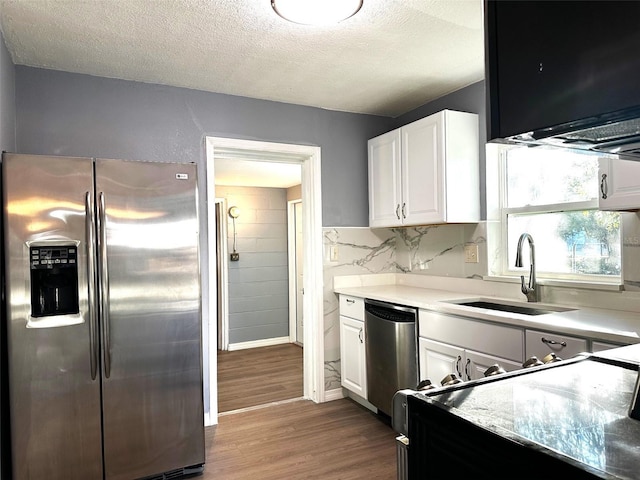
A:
2,153,205,480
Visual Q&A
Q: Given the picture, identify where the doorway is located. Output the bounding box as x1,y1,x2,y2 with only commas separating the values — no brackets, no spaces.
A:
205,137,324,425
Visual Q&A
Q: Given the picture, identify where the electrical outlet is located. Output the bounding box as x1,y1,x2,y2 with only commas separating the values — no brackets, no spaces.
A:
464,244,479,263
230,252,240,261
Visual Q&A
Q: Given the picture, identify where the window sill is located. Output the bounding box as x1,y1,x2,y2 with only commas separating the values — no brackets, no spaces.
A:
483,275,623,292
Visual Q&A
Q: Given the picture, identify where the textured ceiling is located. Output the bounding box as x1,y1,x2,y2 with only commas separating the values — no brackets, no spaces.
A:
0,0,485,118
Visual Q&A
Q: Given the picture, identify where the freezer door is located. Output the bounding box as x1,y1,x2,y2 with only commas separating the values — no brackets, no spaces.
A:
2,154,103,480
95,159,204,480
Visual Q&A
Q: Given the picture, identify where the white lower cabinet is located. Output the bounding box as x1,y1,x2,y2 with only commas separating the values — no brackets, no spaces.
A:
418,308,524,385
418,337,521,385
464,349,523,380
591,340,624,353
419,338,464,385
340,315,367,398
419,310,524,363
525,329,588,361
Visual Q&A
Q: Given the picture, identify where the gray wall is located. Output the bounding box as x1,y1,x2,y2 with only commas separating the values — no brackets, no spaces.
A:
393,81,487,219
216,185,289,344
0,33,15,152
14,67,485,224
15,66,393,228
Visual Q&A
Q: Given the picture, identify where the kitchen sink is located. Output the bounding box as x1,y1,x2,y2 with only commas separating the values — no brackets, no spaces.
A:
448,299,576,316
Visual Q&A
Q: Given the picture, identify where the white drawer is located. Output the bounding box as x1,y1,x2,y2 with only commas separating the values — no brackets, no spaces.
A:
591,340,625,353
525,329,588,361
419,309,524,362
339,295,364,321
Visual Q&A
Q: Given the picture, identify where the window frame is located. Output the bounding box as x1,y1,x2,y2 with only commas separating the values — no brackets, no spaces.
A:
495,146,621,284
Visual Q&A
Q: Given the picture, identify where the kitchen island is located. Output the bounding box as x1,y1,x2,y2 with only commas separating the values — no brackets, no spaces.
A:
404,343,640,479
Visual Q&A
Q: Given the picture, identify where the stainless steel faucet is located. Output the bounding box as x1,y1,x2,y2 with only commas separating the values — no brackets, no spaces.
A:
515,233,539,302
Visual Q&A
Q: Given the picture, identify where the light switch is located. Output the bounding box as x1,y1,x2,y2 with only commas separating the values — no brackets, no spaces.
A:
330,245,339,262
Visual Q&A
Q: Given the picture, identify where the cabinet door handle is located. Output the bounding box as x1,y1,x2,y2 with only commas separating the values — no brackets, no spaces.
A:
396,204,401,220
464,358,472,381
601,173,608,200
346,299,355,304
402,202,406,219
358,328,363,344
541,337,567,347
455,355,462,377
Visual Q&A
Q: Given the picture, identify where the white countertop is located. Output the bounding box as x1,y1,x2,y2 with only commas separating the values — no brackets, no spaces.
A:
334,280,640,345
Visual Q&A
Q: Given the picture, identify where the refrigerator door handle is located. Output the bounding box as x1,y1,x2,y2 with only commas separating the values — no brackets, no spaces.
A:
98,191,112,378
86,191,99,381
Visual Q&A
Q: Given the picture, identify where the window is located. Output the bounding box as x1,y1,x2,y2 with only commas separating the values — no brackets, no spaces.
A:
497,146,620,282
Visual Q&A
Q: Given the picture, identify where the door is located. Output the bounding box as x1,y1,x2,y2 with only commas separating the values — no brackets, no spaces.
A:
598,157,640,210
3,154,103,480
96,159,204,480
418,337,464,386
401,113,444,224
339,316,366,397
368,129,402,227
464,349,522,381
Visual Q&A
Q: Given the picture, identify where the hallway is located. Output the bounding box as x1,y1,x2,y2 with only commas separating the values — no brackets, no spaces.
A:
217,343,303,412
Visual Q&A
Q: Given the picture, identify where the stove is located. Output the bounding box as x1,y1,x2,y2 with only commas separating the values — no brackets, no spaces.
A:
398,351,640,479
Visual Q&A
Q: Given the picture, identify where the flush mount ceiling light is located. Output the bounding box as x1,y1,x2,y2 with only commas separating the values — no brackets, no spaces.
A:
271,0,363,26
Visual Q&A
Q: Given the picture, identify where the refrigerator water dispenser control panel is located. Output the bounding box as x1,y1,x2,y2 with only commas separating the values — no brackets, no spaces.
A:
30,245,79,317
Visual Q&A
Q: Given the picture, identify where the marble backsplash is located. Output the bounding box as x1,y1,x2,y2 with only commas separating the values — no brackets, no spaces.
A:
323,227,396,390
323,223,485,390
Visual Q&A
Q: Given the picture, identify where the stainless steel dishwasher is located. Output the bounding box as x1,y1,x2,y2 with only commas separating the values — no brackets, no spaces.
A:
365,299,418,416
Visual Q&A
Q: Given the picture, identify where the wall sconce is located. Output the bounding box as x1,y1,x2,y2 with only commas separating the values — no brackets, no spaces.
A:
228,206,240,261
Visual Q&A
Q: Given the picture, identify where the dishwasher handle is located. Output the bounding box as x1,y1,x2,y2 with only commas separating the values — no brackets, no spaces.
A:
365,299,417,323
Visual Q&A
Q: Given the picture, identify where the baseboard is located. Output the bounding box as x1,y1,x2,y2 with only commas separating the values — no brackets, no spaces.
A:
228,336,290,351
204,411,217,427
323,388,346,402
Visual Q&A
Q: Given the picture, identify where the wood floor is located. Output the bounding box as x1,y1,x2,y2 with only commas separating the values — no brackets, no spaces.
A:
203,398,397,479
217,343,303,412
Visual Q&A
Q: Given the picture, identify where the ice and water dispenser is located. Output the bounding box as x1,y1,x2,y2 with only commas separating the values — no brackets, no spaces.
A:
30,245,79,317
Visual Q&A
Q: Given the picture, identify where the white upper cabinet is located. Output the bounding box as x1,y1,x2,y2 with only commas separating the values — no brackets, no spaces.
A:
368,129,402,227
598,157,640,211
368,110,479,228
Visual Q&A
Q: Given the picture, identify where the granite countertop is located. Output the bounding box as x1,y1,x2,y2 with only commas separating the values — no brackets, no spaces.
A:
334,279,640,345
415,353,640,478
